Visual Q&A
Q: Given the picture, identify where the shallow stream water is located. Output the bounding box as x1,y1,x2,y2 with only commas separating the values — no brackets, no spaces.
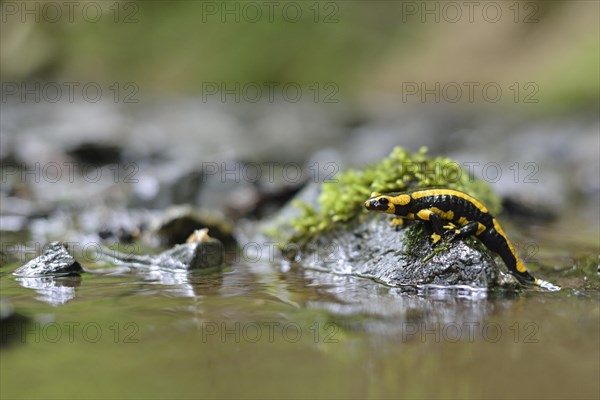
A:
1,214,598,399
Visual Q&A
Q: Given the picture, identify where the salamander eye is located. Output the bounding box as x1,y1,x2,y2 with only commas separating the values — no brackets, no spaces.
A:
379,197,389,204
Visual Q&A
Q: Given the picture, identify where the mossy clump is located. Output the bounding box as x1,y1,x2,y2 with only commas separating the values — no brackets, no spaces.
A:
287,146,500,245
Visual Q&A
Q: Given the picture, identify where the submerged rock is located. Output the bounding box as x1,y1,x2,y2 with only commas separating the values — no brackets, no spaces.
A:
13,242,83,277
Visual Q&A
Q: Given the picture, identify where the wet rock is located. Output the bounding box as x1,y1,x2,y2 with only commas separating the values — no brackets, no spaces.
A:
296,213,498,288
111,238,224,271
157,239,224,270
13,242,83,277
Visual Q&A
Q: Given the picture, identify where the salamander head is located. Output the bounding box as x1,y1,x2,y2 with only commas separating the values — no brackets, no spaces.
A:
364,192,395,214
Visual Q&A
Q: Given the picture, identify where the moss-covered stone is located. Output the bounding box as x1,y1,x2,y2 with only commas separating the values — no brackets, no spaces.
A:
259,147,506,289
274,146,500,246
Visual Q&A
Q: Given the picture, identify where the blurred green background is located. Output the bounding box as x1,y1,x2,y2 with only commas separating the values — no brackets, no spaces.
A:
1,0,598,113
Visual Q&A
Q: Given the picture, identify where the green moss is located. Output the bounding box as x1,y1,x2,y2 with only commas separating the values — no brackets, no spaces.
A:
287,147,500,245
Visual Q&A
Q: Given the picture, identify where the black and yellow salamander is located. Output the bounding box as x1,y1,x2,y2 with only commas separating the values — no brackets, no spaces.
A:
364,188,558,289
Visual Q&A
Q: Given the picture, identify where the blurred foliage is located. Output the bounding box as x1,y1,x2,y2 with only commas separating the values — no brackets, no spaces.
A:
0,0,598,112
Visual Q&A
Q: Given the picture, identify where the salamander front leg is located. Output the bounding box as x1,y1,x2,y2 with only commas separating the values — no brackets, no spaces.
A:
390,217,404,228
417,210,444,244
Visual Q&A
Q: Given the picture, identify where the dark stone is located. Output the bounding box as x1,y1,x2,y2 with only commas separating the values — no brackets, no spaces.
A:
155,207,235,247
0,298,30,347
67,142,122,166
110,239,224,271
13,242,83,277
297,213,498,288
157,240,224,270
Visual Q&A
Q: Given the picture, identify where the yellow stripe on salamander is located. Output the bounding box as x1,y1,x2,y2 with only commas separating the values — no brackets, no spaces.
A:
410,189,489,214
492,218,527,273
430,207,454,221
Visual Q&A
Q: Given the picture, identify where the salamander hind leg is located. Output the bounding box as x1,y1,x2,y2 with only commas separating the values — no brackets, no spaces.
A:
444,221,479,242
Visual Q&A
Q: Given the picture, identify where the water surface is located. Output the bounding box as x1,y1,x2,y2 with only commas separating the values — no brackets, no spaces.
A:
1,217,598,399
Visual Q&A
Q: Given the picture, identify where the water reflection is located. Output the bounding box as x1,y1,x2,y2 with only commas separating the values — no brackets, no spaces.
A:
15,275,81,306
144,269,198,297
236,256,506,339
11,245,521,342
142,266,224,298
277,267,501,337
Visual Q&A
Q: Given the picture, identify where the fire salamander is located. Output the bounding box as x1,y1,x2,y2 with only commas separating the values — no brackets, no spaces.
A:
364,188,557,289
